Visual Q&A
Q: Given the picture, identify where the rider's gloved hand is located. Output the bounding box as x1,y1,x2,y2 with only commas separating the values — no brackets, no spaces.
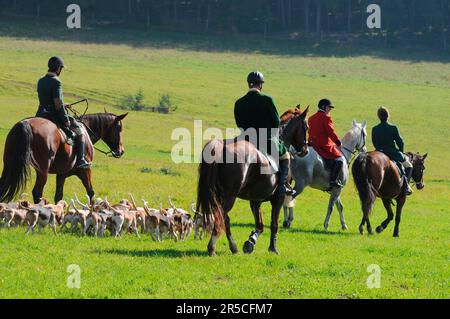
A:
64,121,70,127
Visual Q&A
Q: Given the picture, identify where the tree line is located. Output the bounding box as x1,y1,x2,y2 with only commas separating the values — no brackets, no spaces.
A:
1,0,449,51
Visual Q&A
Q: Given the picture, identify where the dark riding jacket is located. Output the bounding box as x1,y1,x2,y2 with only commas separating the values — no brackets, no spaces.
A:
234,90,287,156
372,121,405,162
36,73,70,126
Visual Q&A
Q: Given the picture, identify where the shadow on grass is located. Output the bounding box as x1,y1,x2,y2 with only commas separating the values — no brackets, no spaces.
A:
285,228,355,236
96,248,209,258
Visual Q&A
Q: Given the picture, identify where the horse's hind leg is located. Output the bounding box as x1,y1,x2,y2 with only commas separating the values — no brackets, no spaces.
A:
32,170,48,204
359,217,366,235
55,174,68,203
324,190,340,231
335,197,348,230
377,199,394,234
243,201,263,254
393,195,406,237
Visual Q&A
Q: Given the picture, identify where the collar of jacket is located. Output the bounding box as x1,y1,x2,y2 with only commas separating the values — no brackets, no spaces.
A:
46,72,60,81
248,88,261,93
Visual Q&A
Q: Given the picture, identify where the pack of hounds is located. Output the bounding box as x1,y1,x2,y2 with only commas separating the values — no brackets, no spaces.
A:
0,193,212,241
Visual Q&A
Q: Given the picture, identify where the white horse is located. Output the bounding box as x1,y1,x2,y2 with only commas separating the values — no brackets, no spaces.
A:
284,120,367,231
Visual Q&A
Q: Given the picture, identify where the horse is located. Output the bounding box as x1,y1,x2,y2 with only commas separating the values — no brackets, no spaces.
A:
196,107,309,256
0,111,128,204
352,151,427,237
282,119,367,231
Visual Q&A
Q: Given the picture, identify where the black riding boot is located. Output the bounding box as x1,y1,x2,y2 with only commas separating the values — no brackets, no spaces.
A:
402,167,413,196
330,160,344,188
278,159,296,197
75,136,91,169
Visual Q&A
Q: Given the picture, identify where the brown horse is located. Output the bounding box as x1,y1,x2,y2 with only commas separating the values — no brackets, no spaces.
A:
352,151,427,237
196,108,309,256
0,112,128,204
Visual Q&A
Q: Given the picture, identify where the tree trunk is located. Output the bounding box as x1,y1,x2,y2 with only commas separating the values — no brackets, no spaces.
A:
347,0,352,33
315,0,322,35
280,0,287,31
303,0,310,33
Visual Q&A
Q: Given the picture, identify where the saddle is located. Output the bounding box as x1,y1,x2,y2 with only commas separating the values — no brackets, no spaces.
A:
258,149,279,174
393,161,405,177
58,128,75,146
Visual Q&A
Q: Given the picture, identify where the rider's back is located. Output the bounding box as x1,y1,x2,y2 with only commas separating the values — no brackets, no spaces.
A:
37,74,62,118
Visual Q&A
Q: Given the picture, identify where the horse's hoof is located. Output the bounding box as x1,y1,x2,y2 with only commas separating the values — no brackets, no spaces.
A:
268,247,279,255
230,244,239,255
359,227,364,235
208,250,216,257
283,221,291,229
342,225,348,231
376,226,384,234
393,233,399,238
243,241,255,254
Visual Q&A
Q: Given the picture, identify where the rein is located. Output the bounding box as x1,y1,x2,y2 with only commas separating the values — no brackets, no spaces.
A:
341,127,366,166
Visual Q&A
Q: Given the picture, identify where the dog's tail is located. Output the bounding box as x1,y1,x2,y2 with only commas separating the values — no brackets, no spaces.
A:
196,140,224,236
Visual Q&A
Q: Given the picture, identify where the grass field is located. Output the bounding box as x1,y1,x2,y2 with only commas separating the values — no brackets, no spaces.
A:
0,17,449,299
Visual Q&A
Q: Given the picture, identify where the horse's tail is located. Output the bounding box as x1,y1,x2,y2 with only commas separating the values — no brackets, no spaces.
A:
196,140,225,236
0,121,33,203
352,153,377,216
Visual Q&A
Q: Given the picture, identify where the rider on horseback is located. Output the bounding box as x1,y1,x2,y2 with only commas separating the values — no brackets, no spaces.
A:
36,56,91,169
234,71,296,196
372,106,413,196
308,99,345,188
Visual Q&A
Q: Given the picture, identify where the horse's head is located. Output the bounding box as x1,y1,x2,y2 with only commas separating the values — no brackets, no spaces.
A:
102,113,128,158
408,152,428,190
281,106,309,156
352,119,367,153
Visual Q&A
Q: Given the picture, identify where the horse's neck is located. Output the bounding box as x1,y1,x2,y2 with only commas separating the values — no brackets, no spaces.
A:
340,128,358,162
81,114,111,144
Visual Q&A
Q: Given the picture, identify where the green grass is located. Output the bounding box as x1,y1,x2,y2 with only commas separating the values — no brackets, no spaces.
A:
0,18,449,299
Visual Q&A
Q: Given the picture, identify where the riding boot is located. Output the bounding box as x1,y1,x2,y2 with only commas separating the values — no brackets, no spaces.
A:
330,160,344,188
75,136,91,169
277,159,296,197
402,167,413,196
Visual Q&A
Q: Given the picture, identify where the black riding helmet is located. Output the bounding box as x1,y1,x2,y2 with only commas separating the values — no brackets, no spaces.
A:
48,56,65,72
318,98,334,110
247,71,265,86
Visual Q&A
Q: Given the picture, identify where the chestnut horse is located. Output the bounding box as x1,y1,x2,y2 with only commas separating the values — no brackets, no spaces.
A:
196,108,309,256
0,112,128,204
352,151,427,237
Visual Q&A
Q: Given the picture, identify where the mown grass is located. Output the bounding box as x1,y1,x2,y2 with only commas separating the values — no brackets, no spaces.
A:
0,19,449,299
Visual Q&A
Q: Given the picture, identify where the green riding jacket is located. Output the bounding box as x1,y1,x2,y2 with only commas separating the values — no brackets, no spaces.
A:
234,90,287,156
36,73,70,126
372,121,405,162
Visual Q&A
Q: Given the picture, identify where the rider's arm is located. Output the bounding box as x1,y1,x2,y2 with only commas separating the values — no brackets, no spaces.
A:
393,126,404,152
324,116,341,145
53,81,70,126
266,97,280,128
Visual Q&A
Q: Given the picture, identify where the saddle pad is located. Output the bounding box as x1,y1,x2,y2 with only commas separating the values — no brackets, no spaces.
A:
58,129,75,146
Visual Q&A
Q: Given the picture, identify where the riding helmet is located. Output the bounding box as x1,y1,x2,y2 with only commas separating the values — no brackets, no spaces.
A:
247,71,265,85
318,99,334,110
48,56,65,72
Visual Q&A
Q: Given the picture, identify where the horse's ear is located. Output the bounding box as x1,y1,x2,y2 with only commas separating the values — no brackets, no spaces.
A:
115,113,129,122
301,105,310,118
362,120,367,128
352,119,357,127
422,153,428,160
104,107,109,114
296,104,300,110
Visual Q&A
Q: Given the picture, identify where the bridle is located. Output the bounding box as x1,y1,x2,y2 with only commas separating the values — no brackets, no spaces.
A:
282,115,308,157
341,126,366,166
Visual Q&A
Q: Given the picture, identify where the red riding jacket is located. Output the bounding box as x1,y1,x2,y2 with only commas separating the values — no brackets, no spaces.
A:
308,110,343,160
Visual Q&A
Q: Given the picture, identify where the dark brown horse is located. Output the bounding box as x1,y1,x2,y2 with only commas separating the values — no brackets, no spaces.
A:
197,108,309,256
0,112,128,204
352,151,427,237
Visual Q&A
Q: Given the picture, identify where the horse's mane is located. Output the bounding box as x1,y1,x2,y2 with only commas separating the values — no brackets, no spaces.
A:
80,113,116,142
280,105,304,125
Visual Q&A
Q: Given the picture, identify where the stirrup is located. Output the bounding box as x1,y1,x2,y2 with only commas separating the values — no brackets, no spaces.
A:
76,160,91,169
